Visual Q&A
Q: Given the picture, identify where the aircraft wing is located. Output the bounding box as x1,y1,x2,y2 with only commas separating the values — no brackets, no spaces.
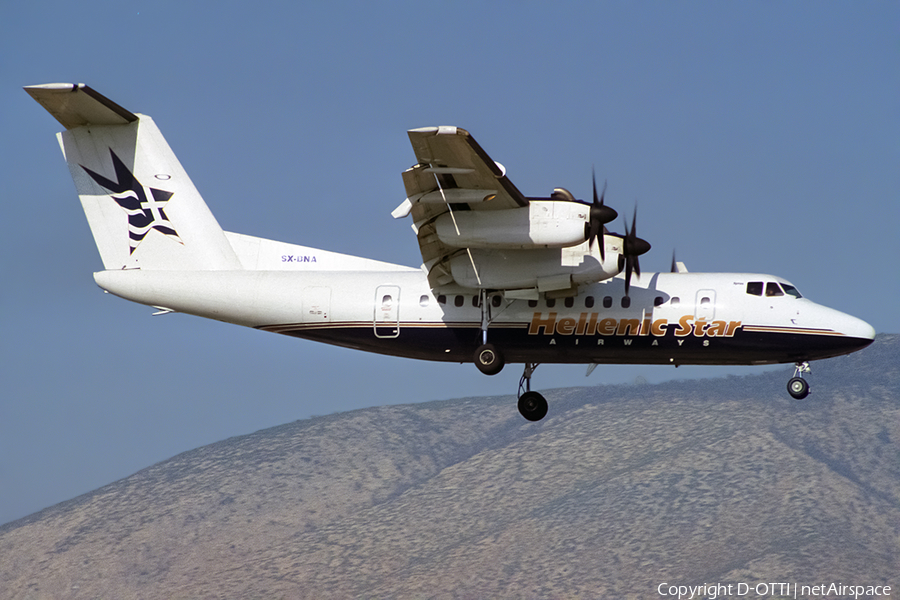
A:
395,126,529,288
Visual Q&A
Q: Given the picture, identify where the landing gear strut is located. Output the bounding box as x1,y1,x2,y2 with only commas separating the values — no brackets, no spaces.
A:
473,290,505,376
517,362,548,421
787,361,811,399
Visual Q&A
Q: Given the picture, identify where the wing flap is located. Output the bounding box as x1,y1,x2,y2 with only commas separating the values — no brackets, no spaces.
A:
401,126,534,289
24,83,138,129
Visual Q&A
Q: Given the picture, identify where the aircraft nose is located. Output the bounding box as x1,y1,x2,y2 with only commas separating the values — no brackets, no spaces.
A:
798,304,875,360
834,310,876,348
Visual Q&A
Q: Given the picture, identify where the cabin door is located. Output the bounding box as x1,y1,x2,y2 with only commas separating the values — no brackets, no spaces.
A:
374,285,400,338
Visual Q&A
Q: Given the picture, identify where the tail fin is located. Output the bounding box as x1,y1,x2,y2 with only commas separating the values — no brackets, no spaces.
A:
25,83,241,271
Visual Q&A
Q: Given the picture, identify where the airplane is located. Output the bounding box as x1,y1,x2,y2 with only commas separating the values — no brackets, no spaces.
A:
26,83,876,421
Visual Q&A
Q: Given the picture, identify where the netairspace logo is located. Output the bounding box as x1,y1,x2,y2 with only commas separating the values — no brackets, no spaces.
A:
657,581,892,599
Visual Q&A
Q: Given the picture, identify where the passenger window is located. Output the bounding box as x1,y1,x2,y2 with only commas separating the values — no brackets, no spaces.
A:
654,296,664,307
381,295,393,308
585,296,595,308
419,295,429,307
454,295,465,307
782,284,802,299
491,295,502,308
564,297,574,308
700,297,711,305
603,296,612,308
546,298,556,308
472,295,480,307
766,282,784,297
746,282,763,296
528,300,538,308
621,296,631,308
438,295,447,305
671,297,680,305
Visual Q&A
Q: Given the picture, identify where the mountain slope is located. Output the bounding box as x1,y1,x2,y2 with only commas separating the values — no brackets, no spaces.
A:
1,335,897,599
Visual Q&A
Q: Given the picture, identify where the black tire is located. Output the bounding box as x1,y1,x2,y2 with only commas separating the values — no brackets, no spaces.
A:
474,343,504,375
787,377,810,399
518,391,549,421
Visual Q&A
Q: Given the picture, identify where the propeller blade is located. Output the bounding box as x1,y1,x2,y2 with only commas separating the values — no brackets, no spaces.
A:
620,205,651,297
590,170,603,261
622,213,633,297
625,255,633,297
588,168,617,263
622,206,651,258
592,168,607,206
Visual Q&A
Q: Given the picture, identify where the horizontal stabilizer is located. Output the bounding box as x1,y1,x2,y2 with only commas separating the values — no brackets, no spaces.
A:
24,83,137,129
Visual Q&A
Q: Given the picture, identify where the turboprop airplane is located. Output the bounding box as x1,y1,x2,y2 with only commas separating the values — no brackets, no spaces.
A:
26,83,875,421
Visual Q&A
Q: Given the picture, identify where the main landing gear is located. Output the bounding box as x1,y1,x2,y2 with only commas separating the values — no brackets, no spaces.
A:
473,290,506,376
517,363,548,421
472,344,545,420
474,343,504,375
472,291,546,421
787,361,811,399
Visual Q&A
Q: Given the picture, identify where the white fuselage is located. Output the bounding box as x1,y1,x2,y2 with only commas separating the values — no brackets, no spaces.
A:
94,258,875,368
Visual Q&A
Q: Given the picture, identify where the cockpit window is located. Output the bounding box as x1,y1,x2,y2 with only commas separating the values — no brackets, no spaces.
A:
781,284,802,298
746,282,763,296
766,282,784,297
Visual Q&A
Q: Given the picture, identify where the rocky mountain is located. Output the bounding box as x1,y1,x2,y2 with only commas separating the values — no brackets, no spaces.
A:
1,335,898,599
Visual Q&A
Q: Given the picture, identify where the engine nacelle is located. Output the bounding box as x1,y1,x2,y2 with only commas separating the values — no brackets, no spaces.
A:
434,201,589,249
446,238,622,291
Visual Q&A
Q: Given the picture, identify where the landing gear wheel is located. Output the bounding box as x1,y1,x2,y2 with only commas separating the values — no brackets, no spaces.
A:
474,343,504,375
787,377,810,400
518,391,548,421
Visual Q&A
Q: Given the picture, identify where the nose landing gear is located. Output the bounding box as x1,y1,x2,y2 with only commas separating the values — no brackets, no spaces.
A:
517,362,548,421
787,361,811,399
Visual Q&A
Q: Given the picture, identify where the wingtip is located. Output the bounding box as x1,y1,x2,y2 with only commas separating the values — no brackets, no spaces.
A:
408,126,463,136
24,83,84,92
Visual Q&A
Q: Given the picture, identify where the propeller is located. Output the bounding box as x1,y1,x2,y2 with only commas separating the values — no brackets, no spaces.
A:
621,205,651,297
671,249,678,273
586,169,618,261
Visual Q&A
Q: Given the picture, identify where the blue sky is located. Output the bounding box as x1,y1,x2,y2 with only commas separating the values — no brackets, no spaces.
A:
1,1,897,525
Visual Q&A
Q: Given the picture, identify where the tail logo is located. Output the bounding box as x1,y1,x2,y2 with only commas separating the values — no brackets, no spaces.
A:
82,150,183,254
